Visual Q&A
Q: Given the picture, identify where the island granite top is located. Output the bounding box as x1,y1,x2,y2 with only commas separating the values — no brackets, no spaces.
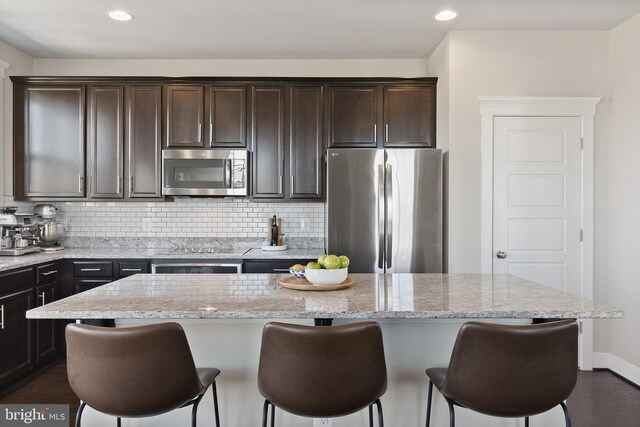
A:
26,273,623,320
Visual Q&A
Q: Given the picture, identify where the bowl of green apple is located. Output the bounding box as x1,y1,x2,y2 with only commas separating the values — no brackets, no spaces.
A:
304,254,350,286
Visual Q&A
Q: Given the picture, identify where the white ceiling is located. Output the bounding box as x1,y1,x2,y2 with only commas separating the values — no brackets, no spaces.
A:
0,0,639,59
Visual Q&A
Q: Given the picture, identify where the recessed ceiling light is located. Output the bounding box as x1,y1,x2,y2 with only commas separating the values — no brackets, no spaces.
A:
435,10,457,21
108,10,134,22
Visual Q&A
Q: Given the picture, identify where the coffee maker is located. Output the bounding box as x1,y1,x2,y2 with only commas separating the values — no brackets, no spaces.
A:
0,207,42,256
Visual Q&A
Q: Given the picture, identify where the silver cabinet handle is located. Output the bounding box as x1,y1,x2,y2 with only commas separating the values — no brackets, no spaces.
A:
121,268,142,272
291,176,295,194
278,176,283,195
42,270,58,276
79,175,85,193
373,124,377,143
210,123,214,144
129,175,134,193
385,124,389,142
272,268,290,272
386,163,393,269
117,175,122,194
40,292,46,306
378,163,385,270
80,268,101,272
198,123,202,142
496,251,507,259
0,304,4,329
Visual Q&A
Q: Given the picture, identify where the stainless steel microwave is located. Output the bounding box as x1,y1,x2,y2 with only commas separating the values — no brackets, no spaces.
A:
162,150,248,197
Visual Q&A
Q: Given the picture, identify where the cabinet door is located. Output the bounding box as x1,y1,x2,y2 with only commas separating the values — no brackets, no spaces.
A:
251,86,286,199
21,86,85,198
207,86,247,148
166,85,204,147
0,288,34,385
126,85,162,198
35,282,57,362
289,86,323,199
328,86,379,148
383,86,435,147
88,86,124,198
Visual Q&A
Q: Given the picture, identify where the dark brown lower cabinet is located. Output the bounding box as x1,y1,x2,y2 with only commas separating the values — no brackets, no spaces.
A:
0,286,34,389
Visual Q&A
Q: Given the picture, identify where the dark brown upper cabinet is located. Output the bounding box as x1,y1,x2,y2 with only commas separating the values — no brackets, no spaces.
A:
165,85,204,147
126,85,163,198
251,85,286,199
15,85,86,199
383,86,435,147
206,85,247,148
88,86,124,199
289,85,323,199
327,86,379,148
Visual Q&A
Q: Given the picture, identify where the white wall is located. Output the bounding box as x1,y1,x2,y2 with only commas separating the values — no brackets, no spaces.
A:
598,13,640,371
0,40,33,198
32,58,428,77
429,31,610,274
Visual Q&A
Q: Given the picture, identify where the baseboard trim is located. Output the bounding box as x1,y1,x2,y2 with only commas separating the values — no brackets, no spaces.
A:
593,352,640,387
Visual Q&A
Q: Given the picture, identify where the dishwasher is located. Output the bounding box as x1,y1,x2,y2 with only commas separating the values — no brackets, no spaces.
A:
151,259,242,274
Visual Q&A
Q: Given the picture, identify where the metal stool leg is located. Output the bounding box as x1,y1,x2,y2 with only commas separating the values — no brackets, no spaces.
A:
426,380,434,427
445,397,455,427
191,393,205,427
525,416,530,427
261,400,269,427
369,403,374,427
270,402,275,427
116,417,121,427
560,401,572,427
375,399,384,427
75,402,86,427
211,381,221,427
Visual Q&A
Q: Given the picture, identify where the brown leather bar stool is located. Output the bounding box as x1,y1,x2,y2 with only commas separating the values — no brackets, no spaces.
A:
66,322,221,427
258,321,387,427
425,320,578,427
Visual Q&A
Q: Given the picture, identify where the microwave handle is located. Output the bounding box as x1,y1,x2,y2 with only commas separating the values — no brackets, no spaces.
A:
225,159,232,188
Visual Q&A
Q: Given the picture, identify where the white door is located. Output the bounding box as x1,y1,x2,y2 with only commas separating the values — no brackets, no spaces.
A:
493,116,582,297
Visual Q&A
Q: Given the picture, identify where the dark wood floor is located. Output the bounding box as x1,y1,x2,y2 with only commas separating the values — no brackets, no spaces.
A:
1,365,638,426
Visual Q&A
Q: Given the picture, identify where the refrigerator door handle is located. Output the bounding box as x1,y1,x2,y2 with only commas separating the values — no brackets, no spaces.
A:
386,163,393,269
378,163,385,270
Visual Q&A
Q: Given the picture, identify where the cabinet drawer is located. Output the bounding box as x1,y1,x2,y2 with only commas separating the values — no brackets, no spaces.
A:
36,262,61,284
74,279,112,294
117,260,150,277
0,268,35,294
73,261,113,277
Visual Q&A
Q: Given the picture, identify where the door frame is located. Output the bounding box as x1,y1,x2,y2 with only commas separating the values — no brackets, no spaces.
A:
478,96,600,369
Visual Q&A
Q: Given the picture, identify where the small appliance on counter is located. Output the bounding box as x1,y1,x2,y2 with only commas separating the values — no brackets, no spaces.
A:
0,206,42,256
261,214,287,251
33,204,64,252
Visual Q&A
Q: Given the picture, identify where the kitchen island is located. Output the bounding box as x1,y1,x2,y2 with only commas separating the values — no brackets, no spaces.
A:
27,274,622,427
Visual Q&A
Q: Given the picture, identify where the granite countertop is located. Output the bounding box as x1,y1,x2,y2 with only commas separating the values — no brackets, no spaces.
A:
0,247,324,272
26,273,623,320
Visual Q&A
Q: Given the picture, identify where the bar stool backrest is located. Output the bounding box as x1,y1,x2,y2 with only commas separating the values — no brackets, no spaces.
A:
258,322,387,418
442,320,579,417
66,323,205,417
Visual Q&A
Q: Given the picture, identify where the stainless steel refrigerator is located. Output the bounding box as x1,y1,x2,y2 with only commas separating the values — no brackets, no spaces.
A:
326,148,442,273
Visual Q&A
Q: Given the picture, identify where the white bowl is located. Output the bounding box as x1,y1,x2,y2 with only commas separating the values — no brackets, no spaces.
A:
304,267,348,286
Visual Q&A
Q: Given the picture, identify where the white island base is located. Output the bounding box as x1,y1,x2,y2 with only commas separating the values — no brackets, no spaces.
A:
78,318,566,427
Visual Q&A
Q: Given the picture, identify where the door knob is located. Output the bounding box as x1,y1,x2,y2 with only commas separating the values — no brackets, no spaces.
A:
496,251,507,259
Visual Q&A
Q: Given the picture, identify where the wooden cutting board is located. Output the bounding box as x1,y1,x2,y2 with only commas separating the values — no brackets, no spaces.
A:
279,276,353,291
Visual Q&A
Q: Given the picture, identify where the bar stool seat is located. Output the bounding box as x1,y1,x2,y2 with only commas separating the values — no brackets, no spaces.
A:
66,322,221,427
258,321,387,426
425,320,578,427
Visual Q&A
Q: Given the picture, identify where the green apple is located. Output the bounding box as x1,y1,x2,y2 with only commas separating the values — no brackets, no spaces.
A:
306,262,322,269
323,255,340,270
338,255,350,269
317,254,328,267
